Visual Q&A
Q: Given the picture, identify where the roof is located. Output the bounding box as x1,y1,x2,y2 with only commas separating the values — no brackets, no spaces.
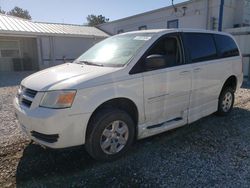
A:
120,28,231,36
0,13,109,38
98,0,192,26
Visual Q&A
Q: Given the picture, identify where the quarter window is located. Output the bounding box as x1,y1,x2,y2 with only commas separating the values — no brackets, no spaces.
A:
214,34,239,58
183,33,217,63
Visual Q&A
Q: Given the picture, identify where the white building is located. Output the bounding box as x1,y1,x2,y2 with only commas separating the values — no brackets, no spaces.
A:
98,0,250,35
226,27,250,78
98,0,250,78
0,14,109,71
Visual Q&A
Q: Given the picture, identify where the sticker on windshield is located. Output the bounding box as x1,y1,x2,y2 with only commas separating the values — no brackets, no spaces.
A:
133,36,152,41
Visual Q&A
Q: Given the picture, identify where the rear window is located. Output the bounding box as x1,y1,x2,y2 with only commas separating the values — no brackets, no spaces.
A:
214,34,239,58
183,33,217,63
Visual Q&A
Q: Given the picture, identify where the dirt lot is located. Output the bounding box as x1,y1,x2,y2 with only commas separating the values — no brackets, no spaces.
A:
1,72,250,187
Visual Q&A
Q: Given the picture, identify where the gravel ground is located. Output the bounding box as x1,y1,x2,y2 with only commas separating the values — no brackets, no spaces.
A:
1,72,250,187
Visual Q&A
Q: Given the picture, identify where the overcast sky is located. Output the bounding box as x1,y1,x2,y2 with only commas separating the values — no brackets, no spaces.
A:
0,0,186,24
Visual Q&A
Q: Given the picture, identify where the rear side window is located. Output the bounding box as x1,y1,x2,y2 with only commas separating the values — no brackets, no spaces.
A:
183,33,217,63
214,34,239,58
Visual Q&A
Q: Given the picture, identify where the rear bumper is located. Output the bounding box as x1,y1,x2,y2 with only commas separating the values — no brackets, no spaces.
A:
13,97,91,148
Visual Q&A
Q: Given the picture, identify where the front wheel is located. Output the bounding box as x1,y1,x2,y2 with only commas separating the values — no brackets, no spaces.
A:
85,109,135,161
216,87,235,116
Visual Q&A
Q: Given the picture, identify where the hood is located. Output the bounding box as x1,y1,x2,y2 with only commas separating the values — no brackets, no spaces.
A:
21,63,119,91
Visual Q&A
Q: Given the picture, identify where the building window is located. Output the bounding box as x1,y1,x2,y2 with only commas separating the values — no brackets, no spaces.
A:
0,40,20,58
138,25,147,30
117,29,124,34
167,19,179,28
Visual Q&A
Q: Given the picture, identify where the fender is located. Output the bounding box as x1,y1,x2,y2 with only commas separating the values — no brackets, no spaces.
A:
74,77,145,124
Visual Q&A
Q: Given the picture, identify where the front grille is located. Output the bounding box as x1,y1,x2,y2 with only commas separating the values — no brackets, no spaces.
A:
31,131,59,143
24,88,37,98
18,86,38,108
21,98,32,107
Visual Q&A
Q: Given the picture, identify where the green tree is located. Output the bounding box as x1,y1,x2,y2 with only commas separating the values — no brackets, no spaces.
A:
0,7,6,14
7,6,31,20
86,14,109,26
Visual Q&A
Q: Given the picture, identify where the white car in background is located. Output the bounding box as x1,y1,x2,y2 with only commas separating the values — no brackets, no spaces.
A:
14,29,243,161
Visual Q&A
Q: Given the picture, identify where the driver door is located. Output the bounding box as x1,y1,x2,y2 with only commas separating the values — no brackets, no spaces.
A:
142,33,192,126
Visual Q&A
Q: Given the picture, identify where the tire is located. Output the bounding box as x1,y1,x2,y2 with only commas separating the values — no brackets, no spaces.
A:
85,108,135,161
216,87,235,116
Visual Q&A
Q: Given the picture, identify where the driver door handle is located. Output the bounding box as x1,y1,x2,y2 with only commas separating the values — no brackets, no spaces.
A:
179,71,190,75
194,68,202,72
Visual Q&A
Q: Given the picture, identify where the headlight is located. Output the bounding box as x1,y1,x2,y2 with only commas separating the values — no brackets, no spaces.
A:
40,90,76,109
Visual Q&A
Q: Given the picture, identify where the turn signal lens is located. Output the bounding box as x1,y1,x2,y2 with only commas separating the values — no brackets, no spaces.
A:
56,92,76,106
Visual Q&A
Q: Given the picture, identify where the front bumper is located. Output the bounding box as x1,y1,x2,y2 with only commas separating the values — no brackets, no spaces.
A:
13,97,91,149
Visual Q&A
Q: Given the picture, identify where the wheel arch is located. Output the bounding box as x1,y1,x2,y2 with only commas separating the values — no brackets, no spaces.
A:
85,97,139,141
221,75,237,92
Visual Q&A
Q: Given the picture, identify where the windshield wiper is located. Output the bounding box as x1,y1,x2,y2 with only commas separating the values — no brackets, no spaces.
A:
79,61,104,67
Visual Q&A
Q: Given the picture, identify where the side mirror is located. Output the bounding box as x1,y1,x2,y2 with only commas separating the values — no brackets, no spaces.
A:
145,54,166,70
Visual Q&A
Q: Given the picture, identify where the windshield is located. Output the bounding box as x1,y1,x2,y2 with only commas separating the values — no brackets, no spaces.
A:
75,33,153,67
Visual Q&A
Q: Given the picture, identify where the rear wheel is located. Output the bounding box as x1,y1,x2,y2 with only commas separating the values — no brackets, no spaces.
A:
85,109,135,161
217,87,235,116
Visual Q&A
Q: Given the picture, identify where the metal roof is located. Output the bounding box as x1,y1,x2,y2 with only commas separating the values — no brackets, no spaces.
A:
0,13,109,38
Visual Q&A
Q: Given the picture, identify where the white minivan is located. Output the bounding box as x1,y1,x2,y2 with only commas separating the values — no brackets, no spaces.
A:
14,29,243,161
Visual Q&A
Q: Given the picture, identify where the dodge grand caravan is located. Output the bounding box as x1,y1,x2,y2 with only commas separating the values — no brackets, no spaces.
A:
14,29,243,161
